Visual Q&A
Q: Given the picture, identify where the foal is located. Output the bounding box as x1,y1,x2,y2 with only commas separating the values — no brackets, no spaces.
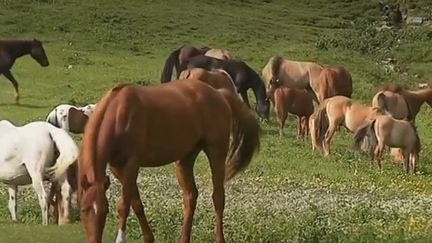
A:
314,96,384,155
267,79,313,138
354,115,420,173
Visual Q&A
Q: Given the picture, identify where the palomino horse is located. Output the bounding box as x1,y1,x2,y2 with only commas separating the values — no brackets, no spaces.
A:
179,67,237,94
262,56,353,103
46,104,96,134
0,39,49,102
314,96,384,155
262,56,323,99
79,80,260,243
178,55,270,121
314,66,353,103
354,115,420,173
372,84,432,122
160,45,232,82
267,79,313,138
0,120,78,225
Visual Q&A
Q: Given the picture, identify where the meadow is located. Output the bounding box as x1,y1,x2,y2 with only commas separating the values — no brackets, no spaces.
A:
1,0,432,242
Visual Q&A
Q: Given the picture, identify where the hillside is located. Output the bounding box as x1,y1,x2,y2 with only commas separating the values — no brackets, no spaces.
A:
1,0,432,242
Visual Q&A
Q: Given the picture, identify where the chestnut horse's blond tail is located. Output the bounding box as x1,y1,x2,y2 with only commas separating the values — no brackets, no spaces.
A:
314,103,329,149
219,89,260,182
353,120,377,151
79,84,127,188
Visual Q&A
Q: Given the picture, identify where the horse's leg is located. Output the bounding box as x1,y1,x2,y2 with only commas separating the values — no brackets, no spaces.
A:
375,142,385,170
403,150,410,173
111,163,154,243
3,70,20,103
205,146,228,243
8,185,17,221
58,178,72,225
276,109,287,138
303,116,309,138
323,122,337,156
176,150,200,243
240,91,251,108
31,174,49,224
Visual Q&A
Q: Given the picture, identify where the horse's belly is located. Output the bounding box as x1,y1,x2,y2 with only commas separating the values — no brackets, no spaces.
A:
0,164,31,185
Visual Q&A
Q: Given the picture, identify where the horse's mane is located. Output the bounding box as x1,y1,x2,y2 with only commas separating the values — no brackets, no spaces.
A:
379,83,404,93
271,56,284,80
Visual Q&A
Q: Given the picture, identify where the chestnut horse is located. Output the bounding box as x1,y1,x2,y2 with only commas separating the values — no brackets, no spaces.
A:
0,39,49,102
79,80,260,243
354,115,420,173
160,45,232,82
314,66,353,103
372,84,432,122
267,79,313,138
314,96,384,155
179,68,237,94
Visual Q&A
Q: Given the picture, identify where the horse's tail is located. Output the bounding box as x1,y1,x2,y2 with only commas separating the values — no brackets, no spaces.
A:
46,108,59,127
160,47,181,83
79,85,126,188
47,127,79,180
353,120,377,151
376,92,387,112
314,102,329,148
271,56,284,81
220,89,260,182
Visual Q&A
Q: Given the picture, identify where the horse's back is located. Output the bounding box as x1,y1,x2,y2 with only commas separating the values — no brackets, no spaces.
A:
95,81,232,164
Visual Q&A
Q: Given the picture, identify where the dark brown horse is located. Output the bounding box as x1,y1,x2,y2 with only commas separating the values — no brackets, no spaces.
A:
79,80,260,243
0,39,49,102
160,45,232,82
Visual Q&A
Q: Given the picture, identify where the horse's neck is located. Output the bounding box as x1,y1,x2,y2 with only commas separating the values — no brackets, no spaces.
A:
250,75,267,102
2,41,32,59
403,89,432,110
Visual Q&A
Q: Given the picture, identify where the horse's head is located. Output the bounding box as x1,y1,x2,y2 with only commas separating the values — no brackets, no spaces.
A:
80,175,110,243
30,39,49,67
256,97,270,122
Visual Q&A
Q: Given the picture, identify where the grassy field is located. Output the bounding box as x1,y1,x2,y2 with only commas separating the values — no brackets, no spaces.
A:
1,0,432,242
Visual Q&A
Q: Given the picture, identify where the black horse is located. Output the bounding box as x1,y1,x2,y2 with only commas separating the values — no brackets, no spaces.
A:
179,55,270,121
0,39,49,103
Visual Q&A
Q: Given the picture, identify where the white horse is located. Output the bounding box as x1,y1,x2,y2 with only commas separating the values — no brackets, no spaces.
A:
0,120,79,225
46,104,96,133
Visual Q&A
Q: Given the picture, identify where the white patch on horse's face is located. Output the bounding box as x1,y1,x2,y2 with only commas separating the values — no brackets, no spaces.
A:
93,201,98,215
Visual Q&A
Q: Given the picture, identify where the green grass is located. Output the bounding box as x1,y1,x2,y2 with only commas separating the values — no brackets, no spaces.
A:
1,0,432,242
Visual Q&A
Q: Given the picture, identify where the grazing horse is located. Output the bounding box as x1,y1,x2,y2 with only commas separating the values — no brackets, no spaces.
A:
0,120,79,225
0,39,49,102
262,56,323,100
354,115,420,173
179,68,237,94
78,80,260,243
178,55,270,121
267,79,313,138
314,66,353,103
314,96,384,155
46,104,96,134
372,84,432,122
160,45,232,82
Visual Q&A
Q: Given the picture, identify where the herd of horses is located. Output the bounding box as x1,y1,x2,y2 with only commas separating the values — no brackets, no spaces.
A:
0,39,431,243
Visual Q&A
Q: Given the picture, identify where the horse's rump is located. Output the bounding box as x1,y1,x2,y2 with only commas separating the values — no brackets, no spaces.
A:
179,68,237,94
317,66,353,101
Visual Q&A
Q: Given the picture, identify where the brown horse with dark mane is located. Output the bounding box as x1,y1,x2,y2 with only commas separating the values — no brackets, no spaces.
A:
79,80,260,243
0,39,49,102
